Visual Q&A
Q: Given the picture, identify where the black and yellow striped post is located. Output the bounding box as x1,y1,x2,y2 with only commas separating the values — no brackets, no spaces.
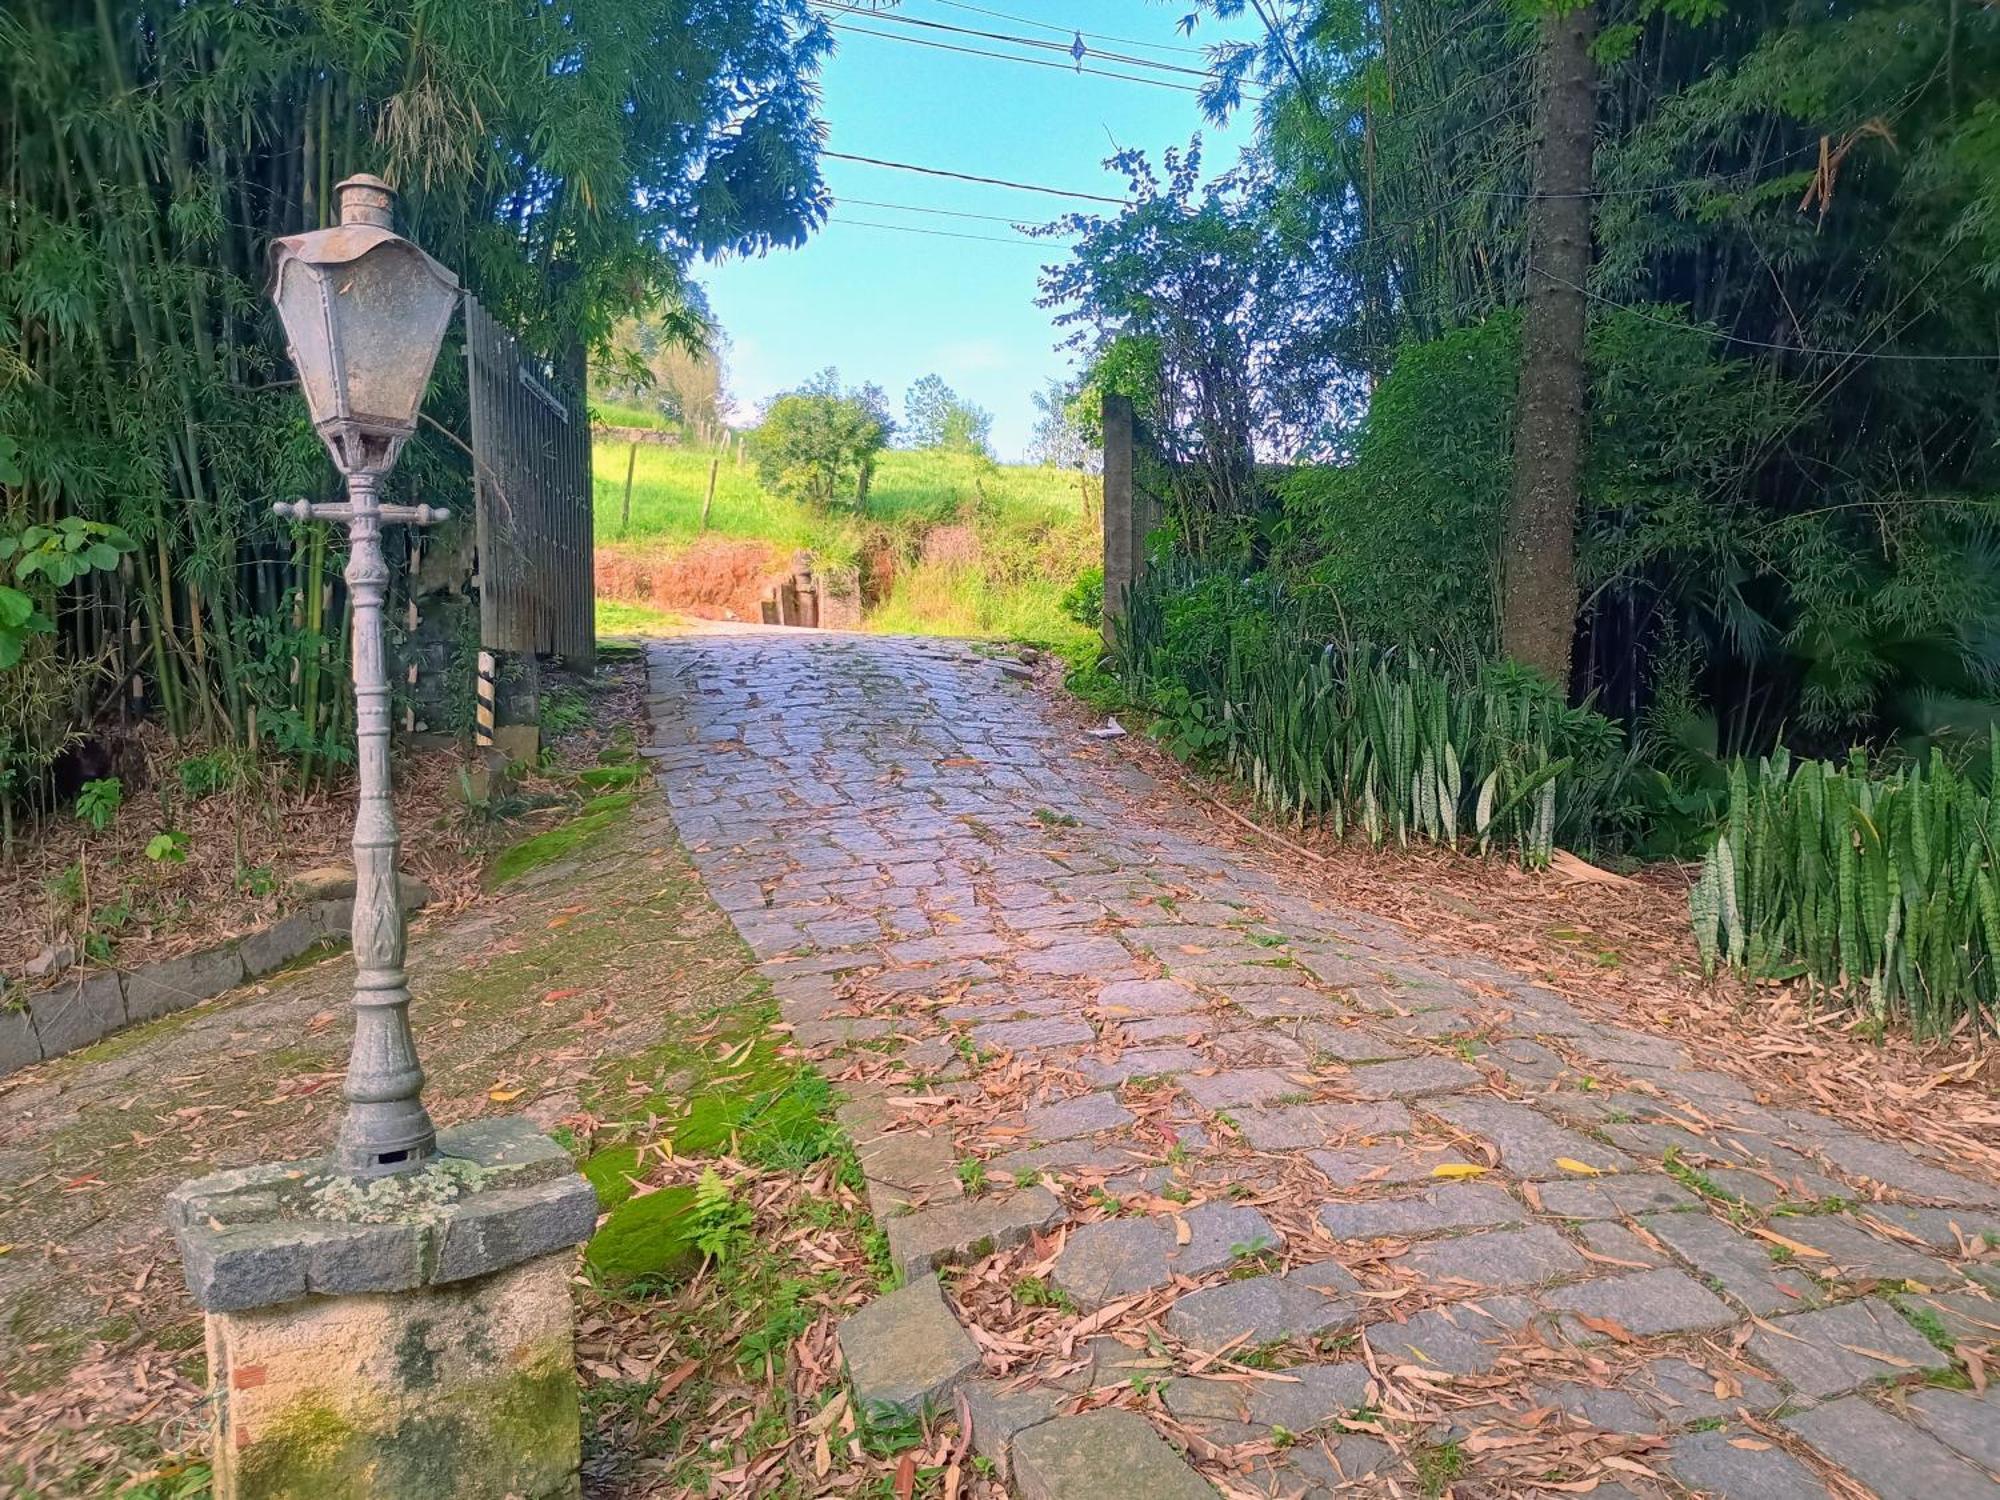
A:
475,650,497,748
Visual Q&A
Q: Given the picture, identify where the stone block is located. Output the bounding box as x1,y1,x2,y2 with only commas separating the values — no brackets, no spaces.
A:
206,1246,580,1500
838,1274,981,1417
1308,1144,1475,1187
1364,1295,1536,1376
1165,1273,1353,1349
970,1017,1094,1052
1345,1057,1481,1098
1396,1225,1586,1291
1319,1183,1522,1241
1180,1068,1305,1111
1234,1100,1412,1150
1746,1298,1949,1398
1096,978,1205,1014
1542,1269,1735,1339
1424,1097,1634,1177
1053,1204,1279,1309
959,1379,1065,1480
28,970,124,1057
431,1176,600,1284
1627,1355,1780,1424
125,945,245,1024
0,1005,43,1076
1021,1092,1133,1142
1666,1427,1832,1500
1639,1212,1816,1315
1010,1409,1212,1500
885,1188,1063,1281
1164,1361,1371,1436
1907,1387,2000,1471
1784,1395,2000,1500
1533,1175,1699,1220
236,910,334,978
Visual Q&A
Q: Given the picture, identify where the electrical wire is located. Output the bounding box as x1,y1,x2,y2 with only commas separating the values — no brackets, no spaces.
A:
822,150,1129,205
838,195,1068,227
821,18,1214,95
1529,263,2000,362
920,0,1215,58
829,215,1050,247
812,1,1253,87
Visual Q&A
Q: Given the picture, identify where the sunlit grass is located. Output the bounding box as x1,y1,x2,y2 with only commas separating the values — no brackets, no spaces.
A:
591,441,1098,650
596,596,688,638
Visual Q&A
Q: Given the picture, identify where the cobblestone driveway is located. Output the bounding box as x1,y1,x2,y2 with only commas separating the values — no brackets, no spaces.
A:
643,627,2000,1499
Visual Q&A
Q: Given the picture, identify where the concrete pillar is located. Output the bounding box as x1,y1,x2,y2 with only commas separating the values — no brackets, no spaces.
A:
169,1118,597,1499
1101,393,1135,649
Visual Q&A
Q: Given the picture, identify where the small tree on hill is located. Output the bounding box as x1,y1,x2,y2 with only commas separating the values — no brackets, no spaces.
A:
752,369,893,510
904,374,993,456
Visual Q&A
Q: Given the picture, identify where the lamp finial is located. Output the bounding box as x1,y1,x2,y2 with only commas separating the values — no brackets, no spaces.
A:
335,174,397,230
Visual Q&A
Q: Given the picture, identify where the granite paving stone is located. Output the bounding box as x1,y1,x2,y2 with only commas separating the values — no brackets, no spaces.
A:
1233,1100,1413,1150
1906,1387,2000,1471
1542,1269,1736,1338
1010,1409,1214,1500
1163,1362,1372,1434
1363,1295,1538,1375
884,1187,1065,1280
1639,1211,1819,1315
1533,1174,1700,1219
1165,1272,1355,1348
1745,1298,1951,1397
1423,1097,1636,1176
1320,1183,1523,1240
1784,1395,2000,1500
837,1274,982,1416
1667,1427,1836,1500
628,630,2000,1500
1021,1092,1135,1142
1396,1224,1588,1290
1308,1143,1477,1186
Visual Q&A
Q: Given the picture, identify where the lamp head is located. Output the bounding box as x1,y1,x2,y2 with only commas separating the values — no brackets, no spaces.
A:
270,175,460,476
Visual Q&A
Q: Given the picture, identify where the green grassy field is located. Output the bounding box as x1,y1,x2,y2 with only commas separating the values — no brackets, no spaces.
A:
592,438,1100,657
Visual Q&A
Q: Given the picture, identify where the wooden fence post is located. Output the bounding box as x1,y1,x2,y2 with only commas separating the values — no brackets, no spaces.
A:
700,456,720,531
619,440,638,537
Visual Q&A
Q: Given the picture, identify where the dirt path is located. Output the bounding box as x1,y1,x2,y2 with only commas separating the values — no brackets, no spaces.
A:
0,739,779,1495
644,624,2000,1499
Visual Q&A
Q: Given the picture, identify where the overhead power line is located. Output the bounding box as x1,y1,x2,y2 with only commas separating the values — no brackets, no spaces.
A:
921,0,1215,58
838,195,1068,228
823,150,1129,205
813,1,1249,87
821,18,1214,95
1529,263,2000,362
830,215,1050,247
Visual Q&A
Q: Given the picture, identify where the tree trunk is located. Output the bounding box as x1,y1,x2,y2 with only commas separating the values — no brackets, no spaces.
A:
1501,0,1597,686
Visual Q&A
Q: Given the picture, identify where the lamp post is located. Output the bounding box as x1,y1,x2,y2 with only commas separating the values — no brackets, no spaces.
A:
269,174,459,1177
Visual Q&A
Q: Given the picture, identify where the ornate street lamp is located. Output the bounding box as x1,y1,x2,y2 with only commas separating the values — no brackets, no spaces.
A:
270,174,458,1176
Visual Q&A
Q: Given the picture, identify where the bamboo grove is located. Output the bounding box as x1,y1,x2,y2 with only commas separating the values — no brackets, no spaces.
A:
0,0,829,831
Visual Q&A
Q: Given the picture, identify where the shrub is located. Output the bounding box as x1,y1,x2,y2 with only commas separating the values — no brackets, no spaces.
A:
1692,743,2000,1037
1060,566,1105,629
1118,565,1630,866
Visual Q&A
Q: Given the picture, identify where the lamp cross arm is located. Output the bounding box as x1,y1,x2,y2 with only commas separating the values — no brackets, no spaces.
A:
273,499,452,527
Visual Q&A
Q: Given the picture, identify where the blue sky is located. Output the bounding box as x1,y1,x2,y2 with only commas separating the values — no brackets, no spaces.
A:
699,1,1260,461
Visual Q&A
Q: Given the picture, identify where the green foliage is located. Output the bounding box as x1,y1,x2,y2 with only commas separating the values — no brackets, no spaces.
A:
2,0,830,798
145,831,191,863
1060,566,1105,630
1120,565,1630,866
688,1168,754,1266
903,375,993,456
753,370,893,510
74,778,123,832
1694,738,2000,1037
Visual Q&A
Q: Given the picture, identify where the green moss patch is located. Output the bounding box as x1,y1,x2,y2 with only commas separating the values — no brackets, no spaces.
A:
586,1185,702,1287
485,791,640,887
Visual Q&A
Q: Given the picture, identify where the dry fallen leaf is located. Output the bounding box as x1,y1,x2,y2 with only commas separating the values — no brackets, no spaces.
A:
1431,1163,1490,1180
1554,1158,1604,1176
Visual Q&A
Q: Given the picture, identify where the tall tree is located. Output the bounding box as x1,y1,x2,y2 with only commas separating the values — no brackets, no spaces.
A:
1500,0,1598,683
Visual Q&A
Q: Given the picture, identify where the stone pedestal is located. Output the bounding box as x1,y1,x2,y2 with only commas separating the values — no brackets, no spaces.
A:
169,1118,597,1500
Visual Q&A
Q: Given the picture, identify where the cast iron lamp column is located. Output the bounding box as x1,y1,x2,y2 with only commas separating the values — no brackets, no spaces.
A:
269,175,459,1176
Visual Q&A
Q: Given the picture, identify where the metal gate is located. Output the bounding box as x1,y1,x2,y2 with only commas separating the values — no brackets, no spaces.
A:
465,295,594,667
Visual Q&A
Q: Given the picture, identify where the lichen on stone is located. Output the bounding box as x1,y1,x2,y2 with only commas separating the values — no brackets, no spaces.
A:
304,1155,498,1225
